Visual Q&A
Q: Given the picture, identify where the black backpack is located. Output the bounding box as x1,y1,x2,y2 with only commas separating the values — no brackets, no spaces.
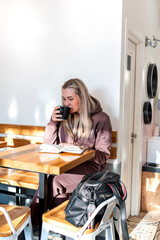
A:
65,170,129,240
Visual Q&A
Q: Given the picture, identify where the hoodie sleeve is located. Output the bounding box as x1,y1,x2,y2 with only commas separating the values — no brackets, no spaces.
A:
43,118,59,144
89,114,112,167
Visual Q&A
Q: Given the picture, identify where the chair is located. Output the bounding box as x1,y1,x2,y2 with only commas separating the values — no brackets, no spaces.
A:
41,196,117,240
0,204,33,240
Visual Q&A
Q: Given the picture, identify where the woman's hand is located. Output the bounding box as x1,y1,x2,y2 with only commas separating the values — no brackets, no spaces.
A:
51,106,63,122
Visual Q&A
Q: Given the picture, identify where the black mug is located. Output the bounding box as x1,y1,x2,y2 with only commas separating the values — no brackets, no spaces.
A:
58,106,70,120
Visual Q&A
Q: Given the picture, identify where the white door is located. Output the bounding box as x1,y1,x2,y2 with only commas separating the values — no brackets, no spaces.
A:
121,39,137,218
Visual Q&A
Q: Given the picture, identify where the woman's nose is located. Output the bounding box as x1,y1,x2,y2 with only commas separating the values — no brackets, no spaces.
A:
65,100,70,106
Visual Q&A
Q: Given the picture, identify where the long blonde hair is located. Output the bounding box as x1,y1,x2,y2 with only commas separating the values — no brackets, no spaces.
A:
62,78,96,139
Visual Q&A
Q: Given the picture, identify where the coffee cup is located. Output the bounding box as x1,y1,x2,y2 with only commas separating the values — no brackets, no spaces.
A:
58,106,70,120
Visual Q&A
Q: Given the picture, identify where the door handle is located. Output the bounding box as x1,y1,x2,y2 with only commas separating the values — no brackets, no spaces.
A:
131,132,137,143
131,133,137,138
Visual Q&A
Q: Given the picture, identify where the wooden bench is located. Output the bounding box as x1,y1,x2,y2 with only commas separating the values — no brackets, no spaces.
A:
0,168,39,190
0,124,117,158
110,131,117,159
0,124,44,147
0,124,117,199
0,168,39,204
0,141,7,148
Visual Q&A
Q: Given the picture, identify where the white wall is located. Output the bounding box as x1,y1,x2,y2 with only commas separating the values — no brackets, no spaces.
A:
119,0,160,216
123,0,160,39
121,0,160,163
0,0,122,129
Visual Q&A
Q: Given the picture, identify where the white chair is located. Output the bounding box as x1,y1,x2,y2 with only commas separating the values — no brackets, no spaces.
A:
41,196,117,240
0,204,33,240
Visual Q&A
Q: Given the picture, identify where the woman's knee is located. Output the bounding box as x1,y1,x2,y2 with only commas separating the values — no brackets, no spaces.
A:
52,175,66,196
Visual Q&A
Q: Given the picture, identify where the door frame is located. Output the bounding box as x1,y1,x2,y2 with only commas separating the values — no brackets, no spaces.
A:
129,30,143,216
119,24,143,216
124,39,136,217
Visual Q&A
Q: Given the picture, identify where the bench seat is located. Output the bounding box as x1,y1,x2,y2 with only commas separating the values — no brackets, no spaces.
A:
0,167,39,190
0,141,7,148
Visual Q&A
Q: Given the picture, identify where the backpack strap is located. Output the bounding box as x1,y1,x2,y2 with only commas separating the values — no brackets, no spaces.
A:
108,182,129,240
119,199,129,240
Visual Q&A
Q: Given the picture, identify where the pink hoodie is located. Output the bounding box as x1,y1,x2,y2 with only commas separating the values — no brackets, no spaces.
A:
43,97,112,168
30,98,112,224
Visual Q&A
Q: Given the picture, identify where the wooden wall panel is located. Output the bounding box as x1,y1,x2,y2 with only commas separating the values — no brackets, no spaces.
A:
0,124,45,146
0,124,45,136
110,147,117,159
111,131,117,144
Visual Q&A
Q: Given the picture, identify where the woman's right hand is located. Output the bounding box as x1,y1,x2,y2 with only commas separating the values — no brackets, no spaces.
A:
51,106,62,122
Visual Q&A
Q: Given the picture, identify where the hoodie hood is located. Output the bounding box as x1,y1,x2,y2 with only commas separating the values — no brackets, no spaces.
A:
90,96,103,115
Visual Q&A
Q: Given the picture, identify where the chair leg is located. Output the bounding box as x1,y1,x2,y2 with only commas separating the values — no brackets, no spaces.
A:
104,224,115,240
24,216,33,240
40,222,49,240
109,222,115,240
105,227,111,240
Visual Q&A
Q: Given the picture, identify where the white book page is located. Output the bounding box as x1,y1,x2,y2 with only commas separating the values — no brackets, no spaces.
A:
62,145,85,154
39,144,63,153
39,144,85,154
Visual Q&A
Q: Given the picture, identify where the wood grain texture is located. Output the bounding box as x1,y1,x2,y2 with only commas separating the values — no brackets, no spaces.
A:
0,204,30,237
0,124,45,137
42,200,99,234
111,131,117,144
0,141,7,148
0,168,39,190
0,124,44,146
0,144,95,175
141,171,160,212
13,138,31,147
43,200,80,232
109,147,117,159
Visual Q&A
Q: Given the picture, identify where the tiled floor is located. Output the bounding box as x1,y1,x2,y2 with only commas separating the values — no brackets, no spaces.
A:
127,211,160,240
127,211,147,236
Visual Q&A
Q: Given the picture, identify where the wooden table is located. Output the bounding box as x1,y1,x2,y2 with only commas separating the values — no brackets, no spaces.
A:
0,144,95,236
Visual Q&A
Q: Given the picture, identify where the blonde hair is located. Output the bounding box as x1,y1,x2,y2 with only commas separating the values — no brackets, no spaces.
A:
62,78,96,139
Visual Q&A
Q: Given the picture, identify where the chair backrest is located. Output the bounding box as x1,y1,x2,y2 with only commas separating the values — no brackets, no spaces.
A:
76,196,117,238
0,204,31,238
0,207,16,237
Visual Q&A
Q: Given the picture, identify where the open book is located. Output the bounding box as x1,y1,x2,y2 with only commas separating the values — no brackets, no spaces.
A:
39,144,85,154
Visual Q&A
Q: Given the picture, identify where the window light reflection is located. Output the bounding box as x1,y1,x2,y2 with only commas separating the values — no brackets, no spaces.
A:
45,102,55,120
8,100,18,119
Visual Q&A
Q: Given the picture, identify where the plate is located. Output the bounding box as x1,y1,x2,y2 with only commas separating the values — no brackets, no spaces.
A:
147,64,158,98
143,101,152,124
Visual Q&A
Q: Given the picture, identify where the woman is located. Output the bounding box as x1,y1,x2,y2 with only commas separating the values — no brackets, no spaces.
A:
31,78,112,225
